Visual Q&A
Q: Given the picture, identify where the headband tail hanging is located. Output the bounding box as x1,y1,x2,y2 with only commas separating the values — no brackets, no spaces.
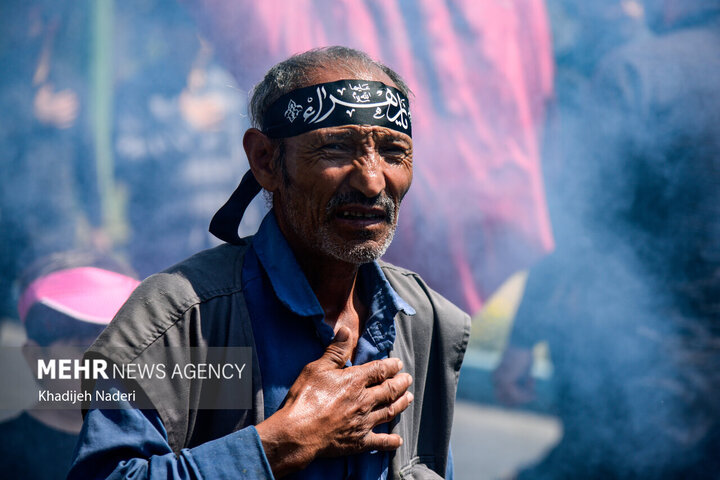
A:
209,170,262,244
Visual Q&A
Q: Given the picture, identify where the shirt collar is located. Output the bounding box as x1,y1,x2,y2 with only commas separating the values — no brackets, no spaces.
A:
251,211,416,320
360,261,416,318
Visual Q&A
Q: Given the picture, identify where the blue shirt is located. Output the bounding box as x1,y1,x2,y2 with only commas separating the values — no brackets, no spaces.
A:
69,212,452,479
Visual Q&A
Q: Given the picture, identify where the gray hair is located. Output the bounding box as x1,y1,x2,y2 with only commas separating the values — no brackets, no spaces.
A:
249,46,412,130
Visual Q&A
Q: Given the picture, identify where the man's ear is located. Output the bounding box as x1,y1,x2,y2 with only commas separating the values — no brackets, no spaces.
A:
243,128,281,192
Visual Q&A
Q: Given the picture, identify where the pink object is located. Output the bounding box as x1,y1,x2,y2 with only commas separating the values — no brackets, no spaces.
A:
185,0,555,313
17,267,140,324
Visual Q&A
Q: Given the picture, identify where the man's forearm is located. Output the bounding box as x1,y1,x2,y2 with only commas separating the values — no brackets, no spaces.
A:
68,389,274,480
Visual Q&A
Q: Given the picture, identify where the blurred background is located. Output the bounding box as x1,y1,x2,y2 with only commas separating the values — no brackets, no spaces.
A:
1,0,719,478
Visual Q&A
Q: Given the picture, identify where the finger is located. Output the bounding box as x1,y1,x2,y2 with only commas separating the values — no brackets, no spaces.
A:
318,326,352,368
369,391,413,426
355,357,403,387
367,373,412,405
363,432,404,452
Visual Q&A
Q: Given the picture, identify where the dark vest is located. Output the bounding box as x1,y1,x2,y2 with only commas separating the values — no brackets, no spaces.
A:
85,241,470,479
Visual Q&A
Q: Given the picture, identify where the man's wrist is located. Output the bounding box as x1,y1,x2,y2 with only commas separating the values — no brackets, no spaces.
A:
255,411,318,478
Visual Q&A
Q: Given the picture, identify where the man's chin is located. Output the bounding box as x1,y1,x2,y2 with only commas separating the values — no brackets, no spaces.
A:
320,231,396,265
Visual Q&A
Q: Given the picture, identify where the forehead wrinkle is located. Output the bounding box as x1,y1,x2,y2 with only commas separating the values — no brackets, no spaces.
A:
372,130,411,144
317,130,355,142
295,125,412,153
329,125,411,142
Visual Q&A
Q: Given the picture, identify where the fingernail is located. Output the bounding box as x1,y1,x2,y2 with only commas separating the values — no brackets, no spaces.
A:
399,437,404,446
396,359,403,370
407,392,414,402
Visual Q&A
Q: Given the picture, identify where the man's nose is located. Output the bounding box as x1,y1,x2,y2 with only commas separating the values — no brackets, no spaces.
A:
349,151,386,197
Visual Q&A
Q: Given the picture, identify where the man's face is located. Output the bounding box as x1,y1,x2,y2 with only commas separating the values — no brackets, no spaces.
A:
265,68,411,265
275,122,413,264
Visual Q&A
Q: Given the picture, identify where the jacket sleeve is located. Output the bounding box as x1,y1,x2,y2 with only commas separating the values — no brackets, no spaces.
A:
67,381,274,480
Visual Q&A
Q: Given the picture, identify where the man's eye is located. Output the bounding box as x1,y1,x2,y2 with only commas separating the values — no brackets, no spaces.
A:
382,147,406,155
380,146,409,160
320,143,350,151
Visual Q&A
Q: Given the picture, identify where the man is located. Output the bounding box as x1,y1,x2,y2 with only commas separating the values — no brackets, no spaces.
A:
0,251,139,480
69,46,470,479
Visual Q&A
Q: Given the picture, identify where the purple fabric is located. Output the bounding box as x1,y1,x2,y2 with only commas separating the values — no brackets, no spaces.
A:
18,267,140,324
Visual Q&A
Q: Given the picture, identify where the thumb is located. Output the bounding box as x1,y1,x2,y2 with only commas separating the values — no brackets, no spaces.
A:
320,326,352,368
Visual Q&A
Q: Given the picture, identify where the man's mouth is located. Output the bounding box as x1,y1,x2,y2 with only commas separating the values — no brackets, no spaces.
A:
335,206,388,224
325,191,397,231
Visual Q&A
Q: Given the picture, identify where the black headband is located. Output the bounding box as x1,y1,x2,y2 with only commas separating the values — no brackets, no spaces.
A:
210,79,411,244
262,79,411,138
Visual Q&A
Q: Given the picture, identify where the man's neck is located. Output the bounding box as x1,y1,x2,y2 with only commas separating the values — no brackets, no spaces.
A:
295,248,364,324
296,249,370,361
272,210,362,316
272,207,372,353
278,226,368,347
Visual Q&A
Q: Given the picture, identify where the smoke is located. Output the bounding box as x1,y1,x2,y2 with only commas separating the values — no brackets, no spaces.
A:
512,0,720,474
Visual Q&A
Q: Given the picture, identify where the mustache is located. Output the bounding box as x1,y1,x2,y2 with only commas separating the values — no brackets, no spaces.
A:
325,191,397,221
